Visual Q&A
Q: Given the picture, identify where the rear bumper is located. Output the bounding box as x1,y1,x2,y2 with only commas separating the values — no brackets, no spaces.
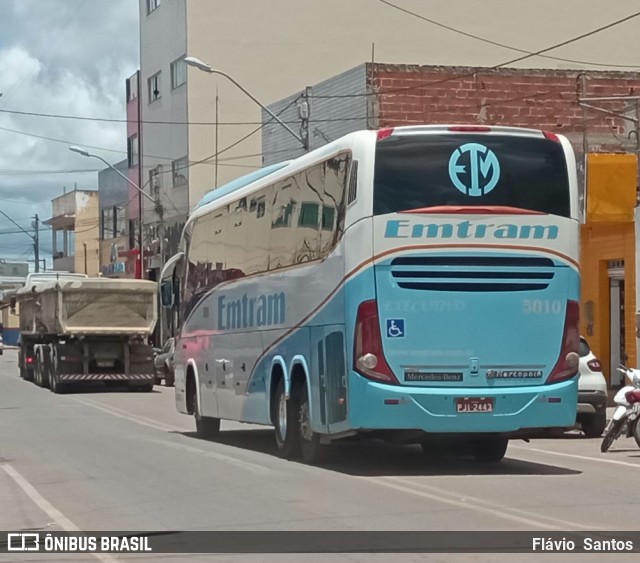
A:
58,373,155,383
347,375,578,434
577,390,607,415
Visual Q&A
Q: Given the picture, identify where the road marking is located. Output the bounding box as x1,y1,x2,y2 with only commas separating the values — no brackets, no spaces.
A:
145,438,273,475
74,398,272,475
0,463,120,563
511,445,640,469
385,477,600,530
363,476,592,530
73,398,177,432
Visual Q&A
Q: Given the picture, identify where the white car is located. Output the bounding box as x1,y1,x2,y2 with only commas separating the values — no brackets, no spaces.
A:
0,332,3,355
577,336,608,437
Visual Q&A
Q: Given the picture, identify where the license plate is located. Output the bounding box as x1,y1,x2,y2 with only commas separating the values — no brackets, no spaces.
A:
97,360,114,368
456,397,494,413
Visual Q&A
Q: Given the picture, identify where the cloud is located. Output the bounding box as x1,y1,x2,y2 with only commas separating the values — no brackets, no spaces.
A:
0,0,138,264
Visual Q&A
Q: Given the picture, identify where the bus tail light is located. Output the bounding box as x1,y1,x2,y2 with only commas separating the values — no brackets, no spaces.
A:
546,300,580,384
354,300,399,385
377,127,395,141
587,359,603,372
543,131,561,143
448,126,491,133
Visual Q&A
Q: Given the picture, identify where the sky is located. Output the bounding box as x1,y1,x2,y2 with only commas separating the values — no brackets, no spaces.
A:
0,0,139,265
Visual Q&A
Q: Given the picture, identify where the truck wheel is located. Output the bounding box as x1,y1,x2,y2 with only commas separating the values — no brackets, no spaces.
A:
49,371,67,394
41,349,51,389
34,353,44,387
471,437,508,462
21,350,34,382
164,365,175,387
582,412,607,438
49,355,67,395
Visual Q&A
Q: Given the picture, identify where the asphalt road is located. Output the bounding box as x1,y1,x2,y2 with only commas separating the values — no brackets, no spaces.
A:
1,347,639,563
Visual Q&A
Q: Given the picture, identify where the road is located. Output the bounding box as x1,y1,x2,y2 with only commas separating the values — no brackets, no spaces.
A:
1,347,639,562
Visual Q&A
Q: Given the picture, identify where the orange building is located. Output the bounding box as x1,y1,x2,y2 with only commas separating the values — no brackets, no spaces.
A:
580,154,637,387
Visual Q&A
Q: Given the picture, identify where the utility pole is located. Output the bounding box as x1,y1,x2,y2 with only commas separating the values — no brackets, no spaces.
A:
33,214,40,273
215,86,219,188
299,86,311,151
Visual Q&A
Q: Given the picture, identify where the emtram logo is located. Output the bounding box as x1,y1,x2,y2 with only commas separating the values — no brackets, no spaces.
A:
448,143,501,197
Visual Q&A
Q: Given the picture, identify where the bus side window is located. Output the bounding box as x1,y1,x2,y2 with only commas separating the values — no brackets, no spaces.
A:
269,179,299,271
297,166,323,263
320,154,349,257
245,188,272,275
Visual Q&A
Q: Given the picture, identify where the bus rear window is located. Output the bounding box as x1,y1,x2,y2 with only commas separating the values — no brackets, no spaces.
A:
374,134,570,217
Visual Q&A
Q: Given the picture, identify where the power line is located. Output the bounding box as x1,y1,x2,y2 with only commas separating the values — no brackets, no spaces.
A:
0,106,368,126
313,9,640,99
376,0,640,69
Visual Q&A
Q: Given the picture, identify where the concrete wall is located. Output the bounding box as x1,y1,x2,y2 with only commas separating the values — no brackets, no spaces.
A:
581,222,636,385
73,191,100,277
263,65,370,166
98,160,129,212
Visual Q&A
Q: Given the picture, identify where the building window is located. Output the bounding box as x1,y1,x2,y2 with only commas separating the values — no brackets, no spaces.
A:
148,72,161,103
102,208,114,239
127,134,138,167
172,157,189,187
170,57,186,90
147,0,160,14
126,76,138,102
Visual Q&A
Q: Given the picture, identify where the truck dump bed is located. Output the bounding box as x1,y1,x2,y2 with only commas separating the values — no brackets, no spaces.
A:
15,279,157,335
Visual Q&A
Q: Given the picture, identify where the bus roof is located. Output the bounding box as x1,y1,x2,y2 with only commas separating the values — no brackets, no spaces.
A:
195,160,292,210
187,124,564,224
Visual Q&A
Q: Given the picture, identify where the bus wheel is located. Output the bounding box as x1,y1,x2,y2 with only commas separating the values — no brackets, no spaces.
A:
192,387,220,439
274,379,301,459
298,385,330,464
471,437,508,462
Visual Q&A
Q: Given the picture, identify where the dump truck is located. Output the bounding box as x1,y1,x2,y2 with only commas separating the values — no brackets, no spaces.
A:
8,278,158,393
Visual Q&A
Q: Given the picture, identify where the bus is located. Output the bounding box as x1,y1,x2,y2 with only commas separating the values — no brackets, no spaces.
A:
160,125,580,463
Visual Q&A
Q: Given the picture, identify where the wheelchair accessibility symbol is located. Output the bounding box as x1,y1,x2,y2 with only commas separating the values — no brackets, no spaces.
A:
386,319,405,338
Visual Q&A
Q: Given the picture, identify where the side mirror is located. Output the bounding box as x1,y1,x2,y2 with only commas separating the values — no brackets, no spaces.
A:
160,280,174,308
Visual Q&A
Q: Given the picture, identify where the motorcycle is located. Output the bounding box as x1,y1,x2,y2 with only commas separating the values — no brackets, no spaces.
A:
600,365,640,453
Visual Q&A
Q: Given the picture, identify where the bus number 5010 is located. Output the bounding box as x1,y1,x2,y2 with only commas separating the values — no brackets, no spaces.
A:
523,300,562,314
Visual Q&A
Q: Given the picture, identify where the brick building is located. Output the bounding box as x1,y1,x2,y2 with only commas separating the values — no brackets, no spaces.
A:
265,63,640,386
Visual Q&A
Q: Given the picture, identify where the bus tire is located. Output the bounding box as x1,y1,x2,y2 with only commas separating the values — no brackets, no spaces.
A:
471,437,508,462
298,383,331,465
274,379,301,459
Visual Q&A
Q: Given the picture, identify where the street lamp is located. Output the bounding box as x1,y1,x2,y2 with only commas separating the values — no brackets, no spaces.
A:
184,56,308,150
69,146,156,279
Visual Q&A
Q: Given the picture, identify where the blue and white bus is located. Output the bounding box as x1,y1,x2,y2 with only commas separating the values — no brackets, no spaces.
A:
160,125,580,463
